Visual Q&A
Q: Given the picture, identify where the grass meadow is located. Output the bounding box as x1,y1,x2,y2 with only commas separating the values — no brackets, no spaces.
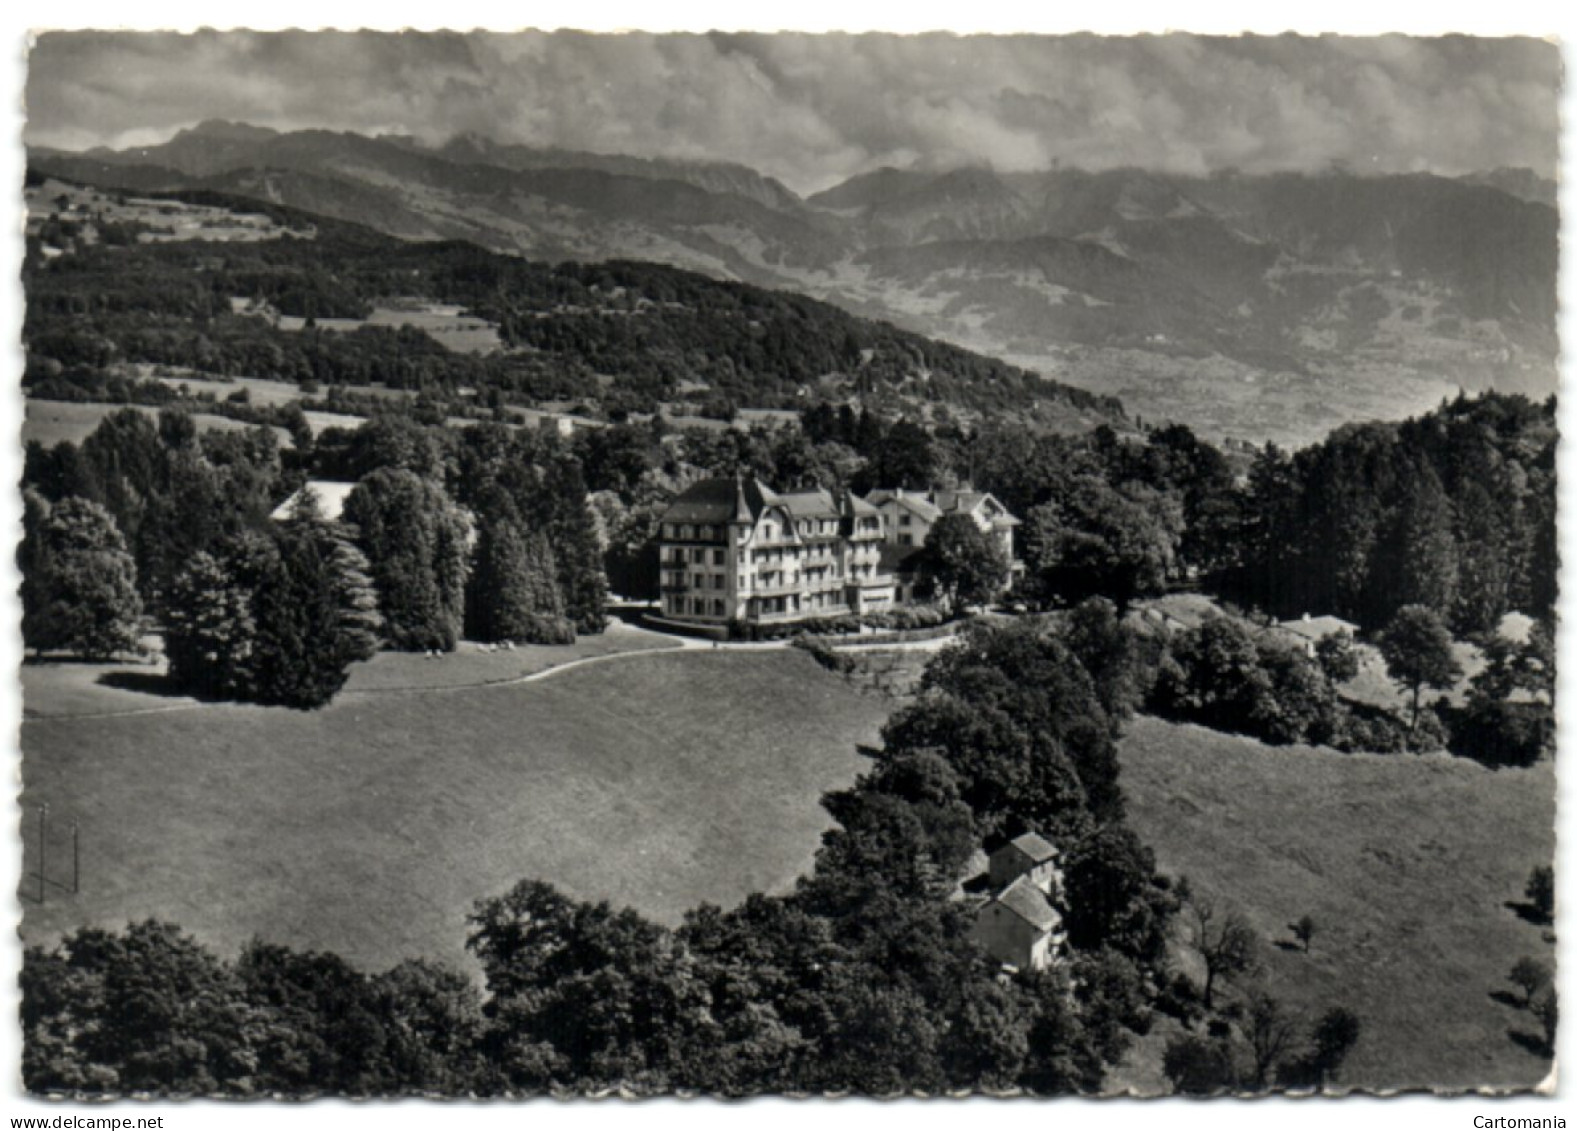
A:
23,399,295,449
1115,715,1556,1093
20,648,889,973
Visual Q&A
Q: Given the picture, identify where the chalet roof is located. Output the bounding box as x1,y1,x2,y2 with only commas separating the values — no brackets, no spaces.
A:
778,488,842,519
270,480,357,523
662,476,780,526
933,489,1022,526
865,489,943,522
842,492,881,518
1277,614,1358,642
993,875,1062,932
1002,831,1058,863
931,489,983,513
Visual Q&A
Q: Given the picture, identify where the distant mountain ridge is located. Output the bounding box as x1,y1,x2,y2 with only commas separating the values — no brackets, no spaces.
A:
30,120,1559,446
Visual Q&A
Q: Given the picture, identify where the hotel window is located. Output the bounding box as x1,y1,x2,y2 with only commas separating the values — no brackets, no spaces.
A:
692,548,705,564
713,549,725,565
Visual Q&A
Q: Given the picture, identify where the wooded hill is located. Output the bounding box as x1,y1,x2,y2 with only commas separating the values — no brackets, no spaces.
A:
23,174,1126,430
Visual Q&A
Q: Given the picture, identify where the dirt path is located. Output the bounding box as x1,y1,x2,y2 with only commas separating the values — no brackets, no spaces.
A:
23,620,955,723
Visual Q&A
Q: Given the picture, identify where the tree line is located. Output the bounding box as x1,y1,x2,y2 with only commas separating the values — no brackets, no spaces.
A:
21,407,610,708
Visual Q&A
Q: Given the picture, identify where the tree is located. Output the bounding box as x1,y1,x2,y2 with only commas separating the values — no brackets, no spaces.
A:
245,521,365,708
344,468,471,652
1531,989,1558,1057
1183,884,1259,1010
914,513,1009,612
1023,477,1182,611
1450,627,1555,768
465,879,712,1091
513,458,608,634
1377,605,1461,733
20,494,145,660
1525,866,1555,925
1242,991,1300,1089
1060,596,1156,723
343,414,449,481
165,536,274,701
863,418,939,491
1302,1007,1361,1088
1508,957,1552,1008
1292,915,1317,954
165,519,377,709
1151,616,1275,738
1314,630,1360,684
1387,460,1459,618
1161,1033,1236,1094
467,513,565,643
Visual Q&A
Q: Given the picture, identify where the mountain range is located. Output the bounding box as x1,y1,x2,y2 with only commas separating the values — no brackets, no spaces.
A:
30,120,1559,447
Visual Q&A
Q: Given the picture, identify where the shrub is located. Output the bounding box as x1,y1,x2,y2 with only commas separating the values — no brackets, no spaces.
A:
513,613,576,646
1526,866,1555,924
1445,699,1550,768
792,636,857,675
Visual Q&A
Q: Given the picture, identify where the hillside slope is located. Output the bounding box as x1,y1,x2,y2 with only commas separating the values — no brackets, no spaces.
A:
1119,715,1555,1093
23,174,1124,429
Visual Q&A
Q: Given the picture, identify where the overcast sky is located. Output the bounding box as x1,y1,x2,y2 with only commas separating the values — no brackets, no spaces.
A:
24,30,1561,194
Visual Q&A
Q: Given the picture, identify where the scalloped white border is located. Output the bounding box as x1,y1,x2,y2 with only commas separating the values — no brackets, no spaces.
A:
0,8,1570,1128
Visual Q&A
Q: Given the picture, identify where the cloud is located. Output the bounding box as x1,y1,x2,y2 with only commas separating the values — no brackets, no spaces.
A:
24,31,1560,192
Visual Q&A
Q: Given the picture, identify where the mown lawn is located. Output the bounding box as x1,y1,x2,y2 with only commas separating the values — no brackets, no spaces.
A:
1116,715,1556,1093
20,650,888,974
20,621,684,719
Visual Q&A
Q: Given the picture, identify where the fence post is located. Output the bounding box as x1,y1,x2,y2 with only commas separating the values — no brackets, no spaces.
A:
38,803,48,905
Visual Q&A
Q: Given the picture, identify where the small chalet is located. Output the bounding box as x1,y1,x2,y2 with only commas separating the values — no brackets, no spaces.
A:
269,480,357,523
970,832,1067,972
1273,613,1359,658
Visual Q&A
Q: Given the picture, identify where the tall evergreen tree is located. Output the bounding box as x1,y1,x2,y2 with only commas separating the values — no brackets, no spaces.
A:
1451,478,1516,635
248,523,360,708
343,468,471,651
1387,461,1459,621
165,532,279,701
467,515,565,643
517,459,607,634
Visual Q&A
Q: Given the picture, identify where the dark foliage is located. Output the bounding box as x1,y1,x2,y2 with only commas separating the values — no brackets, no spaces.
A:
163,514,372,709
1230,393,1556,633
20,492,144,659
24,206,1121,424
23,608,1173,1097
343,469,471,652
